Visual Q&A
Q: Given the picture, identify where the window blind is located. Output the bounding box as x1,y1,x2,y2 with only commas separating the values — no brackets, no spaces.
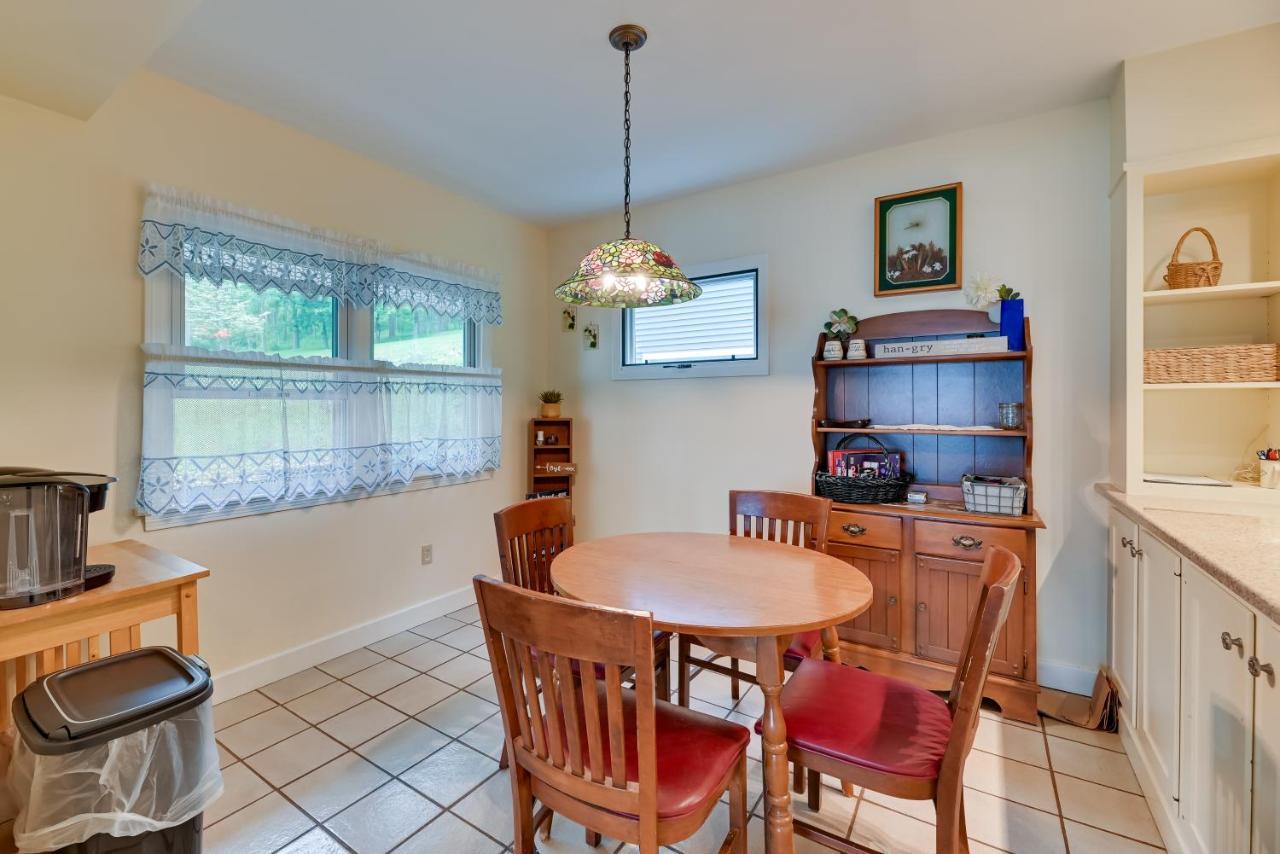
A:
626,270,758,364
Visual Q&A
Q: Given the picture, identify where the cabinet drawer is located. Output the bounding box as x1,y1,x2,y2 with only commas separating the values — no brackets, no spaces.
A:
829,511,901,550
915,520,1027,562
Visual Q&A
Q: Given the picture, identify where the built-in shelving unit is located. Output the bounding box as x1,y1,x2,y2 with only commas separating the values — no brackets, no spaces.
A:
1114,143,1280,502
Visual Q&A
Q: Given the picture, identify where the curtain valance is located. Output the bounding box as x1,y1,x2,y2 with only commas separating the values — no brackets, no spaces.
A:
137,193,503,325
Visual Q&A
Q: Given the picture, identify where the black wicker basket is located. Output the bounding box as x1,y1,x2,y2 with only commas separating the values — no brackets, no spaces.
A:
815,434,912,504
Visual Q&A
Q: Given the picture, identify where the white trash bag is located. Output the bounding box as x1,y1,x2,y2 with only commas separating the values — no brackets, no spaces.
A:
8,701,223,853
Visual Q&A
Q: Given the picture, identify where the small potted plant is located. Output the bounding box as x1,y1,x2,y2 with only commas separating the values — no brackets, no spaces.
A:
965,274,1025,351
538,390,563,418
822,309,859,359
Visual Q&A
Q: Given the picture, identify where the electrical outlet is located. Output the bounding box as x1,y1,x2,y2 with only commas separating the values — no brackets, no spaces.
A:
420,544,433,566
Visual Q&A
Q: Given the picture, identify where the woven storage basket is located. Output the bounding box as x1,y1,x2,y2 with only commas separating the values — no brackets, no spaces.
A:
1163,227,1222,289
1144,344,1280,384
815,434,912,504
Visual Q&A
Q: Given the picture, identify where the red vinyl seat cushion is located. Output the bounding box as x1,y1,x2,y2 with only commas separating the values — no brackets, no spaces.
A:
758,658,953,779
578,691,749,818
784,630,821,663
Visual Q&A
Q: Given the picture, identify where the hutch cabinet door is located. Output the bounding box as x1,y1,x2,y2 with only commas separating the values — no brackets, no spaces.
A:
1108,508,1140,719
914,554,1026,679
1178,563,1253,854
1253,615,1280,854
829,543,900,651
1136,530,1182,808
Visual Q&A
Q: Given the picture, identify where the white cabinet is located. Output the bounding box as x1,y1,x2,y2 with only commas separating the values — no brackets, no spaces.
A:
1109,508,1140,715
1137,530,1182,804
1253,619,1280,854
1179,564,1254,854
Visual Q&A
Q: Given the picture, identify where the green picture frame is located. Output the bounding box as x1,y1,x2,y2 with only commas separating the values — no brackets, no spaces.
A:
874,182,963,298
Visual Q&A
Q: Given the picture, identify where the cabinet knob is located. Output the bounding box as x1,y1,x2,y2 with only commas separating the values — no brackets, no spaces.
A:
1249,656,1275,681
952,535,983,550
917,602,927,612
1220,632,1244,652
842,523,867,537
887,595,898,606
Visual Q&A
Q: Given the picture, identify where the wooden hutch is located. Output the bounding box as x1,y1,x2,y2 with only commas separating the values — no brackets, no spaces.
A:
811,309,1044,722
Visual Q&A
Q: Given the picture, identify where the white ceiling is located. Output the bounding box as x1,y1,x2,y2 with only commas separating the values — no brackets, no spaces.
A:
144,1,1278,222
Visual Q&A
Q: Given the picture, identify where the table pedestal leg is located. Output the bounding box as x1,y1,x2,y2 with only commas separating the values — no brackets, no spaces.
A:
820,626,841,663
756,635,794,854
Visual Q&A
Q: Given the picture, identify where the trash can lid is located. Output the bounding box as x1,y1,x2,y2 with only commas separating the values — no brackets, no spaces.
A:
13,646,213,755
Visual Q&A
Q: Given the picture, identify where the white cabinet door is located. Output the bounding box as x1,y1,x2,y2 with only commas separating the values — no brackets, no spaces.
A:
1137,530,1182,804
1253,617,1280,854
1179,563,1253,854
1109,509,1140,716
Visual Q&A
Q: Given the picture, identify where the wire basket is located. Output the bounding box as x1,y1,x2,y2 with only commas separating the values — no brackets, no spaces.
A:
961,475,1027,516
815,434,912,504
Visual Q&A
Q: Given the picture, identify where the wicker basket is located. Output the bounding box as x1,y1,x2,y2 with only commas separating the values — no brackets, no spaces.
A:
1144,344,1280,384
1163,227,1222,289
815,434,912,504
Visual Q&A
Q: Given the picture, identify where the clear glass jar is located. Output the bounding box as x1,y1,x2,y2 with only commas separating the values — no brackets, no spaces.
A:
998,402,1025,429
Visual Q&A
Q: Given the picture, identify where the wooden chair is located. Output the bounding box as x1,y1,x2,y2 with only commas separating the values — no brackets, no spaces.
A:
676,490,833,707
474,575,749,854
771,545,1024,854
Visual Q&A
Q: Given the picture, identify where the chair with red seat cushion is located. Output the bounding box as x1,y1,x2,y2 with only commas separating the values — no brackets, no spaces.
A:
770,545,1023,854
676,490,834,710
474,575,749,854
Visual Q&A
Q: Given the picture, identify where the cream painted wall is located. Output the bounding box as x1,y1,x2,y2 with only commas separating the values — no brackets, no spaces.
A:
547,101,1112,691
0,73,548,678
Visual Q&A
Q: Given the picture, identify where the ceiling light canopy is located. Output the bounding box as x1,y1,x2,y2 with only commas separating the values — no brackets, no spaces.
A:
554,25,700,309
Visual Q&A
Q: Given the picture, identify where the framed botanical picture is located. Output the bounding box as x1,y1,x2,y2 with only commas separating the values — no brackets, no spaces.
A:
874,182,962,297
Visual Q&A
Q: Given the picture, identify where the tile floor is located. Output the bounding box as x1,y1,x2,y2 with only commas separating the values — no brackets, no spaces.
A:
132,604,1169,853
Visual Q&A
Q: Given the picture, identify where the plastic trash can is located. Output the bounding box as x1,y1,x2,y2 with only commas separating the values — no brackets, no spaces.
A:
8,647,223,853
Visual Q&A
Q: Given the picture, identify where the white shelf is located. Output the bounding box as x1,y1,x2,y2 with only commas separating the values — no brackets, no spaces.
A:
1143,280,1280,306
1145,382,1280,391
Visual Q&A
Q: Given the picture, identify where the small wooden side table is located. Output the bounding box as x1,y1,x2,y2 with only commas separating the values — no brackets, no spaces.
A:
0,539,210,733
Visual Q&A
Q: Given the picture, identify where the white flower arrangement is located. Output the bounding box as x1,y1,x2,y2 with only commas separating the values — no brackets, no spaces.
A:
964,273,1004,308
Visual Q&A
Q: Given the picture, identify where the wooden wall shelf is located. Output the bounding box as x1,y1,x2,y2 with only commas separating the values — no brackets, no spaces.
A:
1142,279,1280,305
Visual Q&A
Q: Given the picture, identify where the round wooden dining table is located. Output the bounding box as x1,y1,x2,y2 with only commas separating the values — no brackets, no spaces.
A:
551,532,874,854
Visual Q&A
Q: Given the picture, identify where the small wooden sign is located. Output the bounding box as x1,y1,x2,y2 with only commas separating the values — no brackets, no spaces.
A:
873,336,1008,359
535,462,578,476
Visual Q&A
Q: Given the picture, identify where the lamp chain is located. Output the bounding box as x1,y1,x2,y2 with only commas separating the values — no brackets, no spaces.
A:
623,44,632,240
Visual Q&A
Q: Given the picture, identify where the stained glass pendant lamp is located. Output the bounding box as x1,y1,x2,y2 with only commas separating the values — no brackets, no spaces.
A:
555,25,701,309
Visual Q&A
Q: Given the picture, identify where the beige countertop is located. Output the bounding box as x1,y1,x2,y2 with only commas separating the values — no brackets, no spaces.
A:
1096,483,1280,625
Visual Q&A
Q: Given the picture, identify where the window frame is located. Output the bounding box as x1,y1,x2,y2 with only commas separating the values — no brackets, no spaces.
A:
140,270,490,529
609,254,769,380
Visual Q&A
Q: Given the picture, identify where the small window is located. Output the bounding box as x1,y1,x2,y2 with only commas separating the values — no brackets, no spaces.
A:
612,255,768,380
373,304,474,367
184,278,339,358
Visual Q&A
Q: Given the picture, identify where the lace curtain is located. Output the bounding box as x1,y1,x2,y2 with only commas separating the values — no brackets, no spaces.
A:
136,192,503,523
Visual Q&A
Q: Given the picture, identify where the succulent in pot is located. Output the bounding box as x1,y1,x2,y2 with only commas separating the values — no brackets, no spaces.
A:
538,389,564,418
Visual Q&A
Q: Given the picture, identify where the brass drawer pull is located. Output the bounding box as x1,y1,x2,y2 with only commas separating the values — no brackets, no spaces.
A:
952,535,983,550
1249,656,1275,680
1221,632,1244,652
842,523,868,537
1120,536,1133,549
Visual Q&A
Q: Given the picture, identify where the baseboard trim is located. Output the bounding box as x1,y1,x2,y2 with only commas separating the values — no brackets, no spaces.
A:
1036,658,1098,695
1120,715,1188,853
212,585,474,702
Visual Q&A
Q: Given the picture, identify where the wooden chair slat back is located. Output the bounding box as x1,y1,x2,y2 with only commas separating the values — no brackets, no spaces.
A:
938,546,1022,785
729,490,832,553
474,576,657,815
493,497,573,594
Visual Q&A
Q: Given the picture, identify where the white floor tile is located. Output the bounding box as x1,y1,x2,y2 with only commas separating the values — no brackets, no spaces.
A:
214,691,275,731
1049,735,1142,793
216,742,237,769
377,673,456,715
367,631,428,658
317,648,384,680
466,676,500,704
438,624,486,652
394,640,462,672
397,812,503,853
260,669,334,704
409,616,468,639
1065,819,1166,852
343,658,417,695
325,780,439,854
972,716,1049,767
1055,774,1163,846
450,770,516,845
356,718,451,775
244,727,346,787
286,681,366,724
205,792,313,854
283,752,390,821
429,653,492,688
458,713,506,760
688,670,745,709
1044,717,1126,752
216,706,309,758
204,762,270,825
850,799,940,854
401,741,499,806
963,748,1059,812
318,698,406,747
276,827,349,854
961,787,1065,854
448,604,481,623
730,686,764,719
416,690,498,737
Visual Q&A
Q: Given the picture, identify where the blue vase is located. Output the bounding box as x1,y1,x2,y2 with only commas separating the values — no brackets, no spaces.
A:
999,299,1026,352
